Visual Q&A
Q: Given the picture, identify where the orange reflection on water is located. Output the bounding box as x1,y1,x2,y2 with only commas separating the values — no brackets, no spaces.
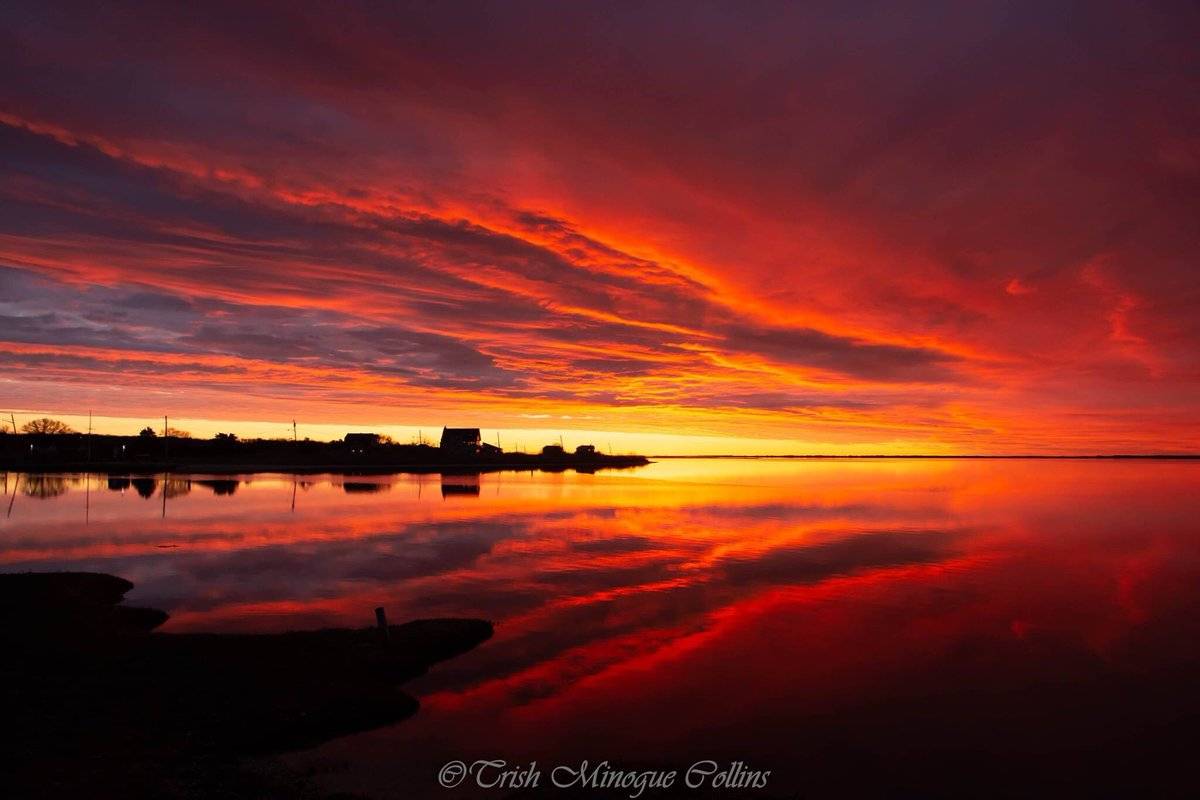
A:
3,459,1199,795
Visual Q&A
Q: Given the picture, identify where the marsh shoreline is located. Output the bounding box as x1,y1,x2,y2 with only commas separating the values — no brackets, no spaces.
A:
2,571,493,798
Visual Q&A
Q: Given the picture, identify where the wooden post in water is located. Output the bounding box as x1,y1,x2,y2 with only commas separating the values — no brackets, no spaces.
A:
8,473,19,518
375,606,390,642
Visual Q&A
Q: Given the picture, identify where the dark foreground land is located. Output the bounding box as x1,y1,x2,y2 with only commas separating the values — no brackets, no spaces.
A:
1,572,492,799
0,433,650,474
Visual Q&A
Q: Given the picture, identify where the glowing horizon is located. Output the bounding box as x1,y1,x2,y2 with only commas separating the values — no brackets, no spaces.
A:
4,410,968,457
2,3,1198,455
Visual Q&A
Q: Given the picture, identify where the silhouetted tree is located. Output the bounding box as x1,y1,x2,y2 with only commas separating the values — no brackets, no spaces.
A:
23,475,69,498
213,432,238,442
139,426,157,438
21,418,75,434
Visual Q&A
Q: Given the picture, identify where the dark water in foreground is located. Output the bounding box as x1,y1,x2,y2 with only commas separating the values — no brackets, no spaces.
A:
3,459,1199,797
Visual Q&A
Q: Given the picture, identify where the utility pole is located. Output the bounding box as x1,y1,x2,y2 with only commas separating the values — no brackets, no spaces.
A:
163,415,169,462
293,420,298,441
86,410,93,463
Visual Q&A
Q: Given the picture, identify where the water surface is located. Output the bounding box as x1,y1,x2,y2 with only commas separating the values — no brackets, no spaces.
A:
3,460,1198,796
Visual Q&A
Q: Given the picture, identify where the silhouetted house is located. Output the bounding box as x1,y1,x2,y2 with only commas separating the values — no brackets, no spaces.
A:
541,444,565,457
480,441,502,456
574,444,596,457
441,474,481,497
440,427,481,456
344,432,382,455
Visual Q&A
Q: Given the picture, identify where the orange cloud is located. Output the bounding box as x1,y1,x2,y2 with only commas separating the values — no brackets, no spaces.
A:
1,3,1197,453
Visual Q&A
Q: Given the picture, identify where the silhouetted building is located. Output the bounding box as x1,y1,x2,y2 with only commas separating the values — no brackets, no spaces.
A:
541,444,565,457
440,427,481,456
344,433,381,454
574,444,596,457
480,441,501,456
441,474,481,498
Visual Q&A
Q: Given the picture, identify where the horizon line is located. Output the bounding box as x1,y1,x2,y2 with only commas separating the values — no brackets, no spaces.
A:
647,454,1200,459
5,429,1200,460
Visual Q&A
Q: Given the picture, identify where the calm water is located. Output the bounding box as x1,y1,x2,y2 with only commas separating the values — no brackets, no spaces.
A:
3,459,1199,797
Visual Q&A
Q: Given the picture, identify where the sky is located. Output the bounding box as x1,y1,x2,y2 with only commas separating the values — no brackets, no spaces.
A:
1,1,1198,454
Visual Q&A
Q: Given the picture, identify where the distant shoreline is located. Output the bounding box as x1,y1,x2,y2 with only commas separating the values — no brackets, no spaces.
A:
0,431,651,475
4,428,1199,476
